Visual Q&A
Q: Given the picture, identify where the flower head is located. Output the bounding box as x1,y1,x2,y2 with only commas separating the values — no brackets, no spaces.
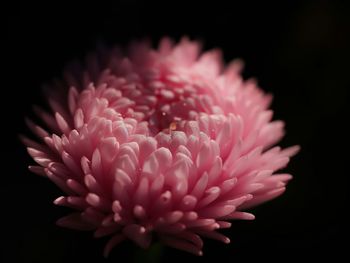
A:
23,37,299,256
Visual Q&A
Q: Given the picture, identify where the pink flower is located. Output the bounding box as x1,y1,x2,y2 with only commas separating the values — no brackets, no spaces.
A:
22,37,299,256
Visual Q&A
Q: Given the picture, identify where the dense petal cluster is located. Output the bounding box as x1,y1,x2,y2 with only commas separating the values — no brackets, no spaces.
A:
23,37,299,256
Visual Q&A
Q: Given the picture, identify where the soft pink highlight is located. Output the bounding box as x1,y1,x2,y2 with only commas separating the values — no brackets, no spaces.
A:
23,37,299,256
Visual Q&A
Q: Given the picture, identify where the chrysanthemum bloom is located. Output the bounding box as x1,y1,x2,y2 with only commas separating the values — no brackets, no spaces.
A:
23,37,299,256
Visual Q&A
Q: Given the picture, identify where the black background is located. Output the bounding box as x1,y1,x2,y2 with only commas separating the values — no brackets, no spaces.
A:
2,0,349,262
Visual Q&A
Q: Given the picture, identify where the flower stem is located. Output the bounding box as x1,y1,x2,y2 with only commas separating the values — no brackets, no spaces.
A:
133,243,164,263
